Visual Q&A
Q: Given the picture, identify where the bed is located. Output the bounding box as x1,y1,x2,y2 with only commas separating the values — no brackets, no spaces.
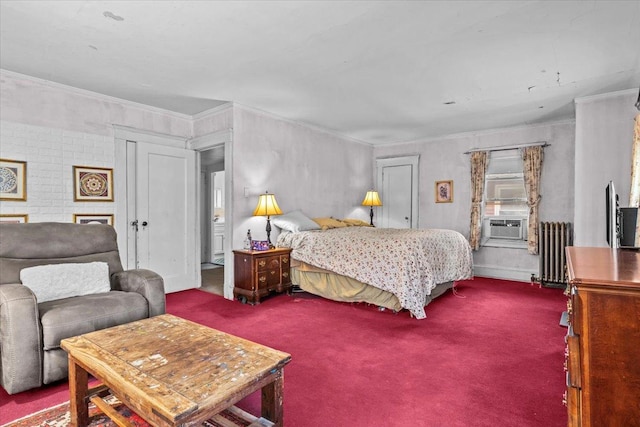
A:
275,222,473,319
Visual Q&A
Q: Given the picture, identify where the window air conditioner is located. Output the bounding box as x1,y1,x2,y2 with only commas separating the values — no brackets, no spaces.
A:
488,218,526,240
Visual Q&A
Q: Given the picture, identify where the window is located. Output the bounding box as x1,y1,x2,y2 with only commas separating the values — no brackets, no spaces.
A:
481,150,529,248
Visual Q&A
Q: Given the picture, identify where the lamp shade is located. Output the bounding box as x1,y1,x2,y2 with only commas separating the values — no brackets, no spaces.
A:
361,190,382,207
253,192,283,217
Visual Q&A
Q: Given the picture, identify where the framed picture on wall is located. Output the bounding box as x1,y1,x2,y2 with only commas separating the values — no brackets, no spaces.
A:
0,158,27,201
73,214,114,225
0,214,29,223
435,180,453,203
73,166,113,202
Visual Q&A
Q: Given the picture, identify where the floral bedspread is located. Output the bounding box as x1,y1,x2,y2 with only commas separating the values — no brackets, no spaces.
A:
277,227,474,319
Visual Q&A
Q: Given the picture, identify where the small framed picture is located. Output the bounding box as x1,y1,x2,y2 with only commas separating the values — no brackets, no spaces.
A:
251,240,270,251
0,214,29,223
0,158,27,201
73,166,113,202
73,214,114,225
435,180,453,203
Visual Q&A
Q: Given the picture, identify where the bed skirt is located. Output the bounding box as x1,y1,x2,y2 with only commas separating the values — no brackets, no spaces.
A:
291,261,454,312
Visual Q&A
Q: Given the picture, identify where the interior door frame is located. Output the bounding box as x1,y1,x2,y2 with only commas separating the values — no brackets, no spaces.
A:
376,155,420,229
188,129,234,300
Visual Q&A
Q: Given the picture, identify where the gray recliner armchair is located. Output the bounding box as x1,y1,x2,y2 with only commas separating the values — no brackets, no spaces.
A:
0,222,165,394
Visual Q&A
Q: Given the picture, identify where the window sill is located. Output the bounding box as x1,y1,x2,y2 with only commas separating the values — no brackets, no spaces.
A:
481,238,528,249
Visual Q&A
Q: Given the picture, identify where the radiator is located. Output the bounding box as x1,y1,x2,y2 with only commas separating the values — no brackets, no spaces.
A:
538,222,573,287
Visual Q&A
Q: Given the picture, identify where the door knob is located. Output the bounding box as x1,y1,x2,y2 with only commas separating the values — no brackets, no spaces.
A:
142,221,148,227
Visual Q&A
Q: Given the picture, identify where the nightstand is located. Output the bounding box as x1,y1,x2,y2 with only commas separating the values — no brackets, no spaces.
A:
233,248,292,304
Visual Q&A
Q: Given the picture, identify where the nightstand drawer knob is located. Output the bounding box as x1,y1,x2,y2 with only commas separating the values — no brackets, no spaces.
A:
270,270,276,276
283,272,289,278
259,275,266,283
259,260,266,268
282,257,289,264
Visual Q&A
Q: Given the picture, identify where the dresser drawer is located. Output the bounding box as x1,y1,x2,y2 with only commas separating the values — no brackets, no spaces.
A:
566,333,581,392
255,255,281,272
256,268,282,289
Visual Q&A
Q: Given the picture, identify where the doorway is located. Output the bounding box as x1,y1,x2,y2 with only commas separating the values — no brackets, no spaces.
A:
376,156,420,229
199,146,225,296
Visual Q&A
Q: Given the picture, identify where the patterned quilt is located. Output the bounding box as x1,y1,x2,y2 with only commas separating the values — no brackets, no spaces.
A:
277,227,474,319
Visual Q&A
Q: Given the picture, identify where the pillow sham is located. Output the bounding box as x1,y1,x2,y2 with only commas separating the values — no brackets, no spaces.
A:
272,210,321,233
341,218,373,227
20,262,111,303
313,217,348,230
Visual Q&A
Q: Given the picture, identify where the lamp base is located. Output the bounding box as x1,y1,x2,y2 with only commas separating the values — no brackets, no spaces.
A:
266,217,274,248
369,206,374,226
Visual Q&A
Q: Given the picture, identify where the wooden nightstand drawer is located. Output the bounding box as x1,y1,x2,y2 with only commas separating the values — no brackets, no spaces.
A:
233,248,292,305
256,255,281,272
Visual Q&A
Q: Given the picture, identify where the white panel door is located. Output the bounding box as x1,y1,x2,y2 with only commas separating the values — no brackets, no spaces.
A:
136,141,197,293
381,164,413,228
376,156,419,229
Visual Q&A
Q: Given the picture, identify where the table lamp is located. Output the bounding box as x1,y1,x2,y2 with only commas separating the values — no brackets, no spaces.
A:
362,190,382,226
253,191,283,248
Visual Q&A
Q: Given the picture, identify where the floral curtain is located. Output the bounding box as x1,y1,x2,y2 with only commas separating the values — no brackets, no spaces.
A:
469,151,488,250
630,114,640,207
522,145,544,254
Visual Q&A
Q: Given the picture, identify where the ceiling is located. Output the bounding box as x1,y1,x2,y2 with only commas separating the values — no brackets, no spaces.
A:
1,1,639,145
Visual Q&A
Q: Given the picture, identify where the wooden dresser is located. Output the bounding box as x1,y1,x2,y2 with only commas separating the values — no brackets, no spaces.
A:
564,247,640,427
233,248,292,305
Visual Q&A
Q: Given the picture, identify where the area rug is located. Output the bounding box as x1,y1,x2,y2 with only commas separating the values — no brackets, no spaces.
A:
3,396,264,427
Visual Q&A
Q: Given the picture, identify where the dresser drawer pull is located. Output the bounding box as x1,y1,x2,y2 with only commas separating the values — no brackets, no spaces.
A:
567,299,572,316
259,260,266,268
258,275,266,283
270,270,276,276
562,390,567,407
283,272,289,278
282,257,289,264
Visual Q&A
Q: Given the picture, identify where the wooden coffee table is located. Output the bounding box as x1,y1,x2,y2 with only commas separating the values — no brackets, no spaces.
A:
60,314,291,427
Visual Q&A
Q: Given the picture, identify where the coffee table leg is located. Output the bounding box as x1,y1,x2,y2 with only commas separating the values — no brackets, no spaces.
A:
68,356,89,427
261,369,284,427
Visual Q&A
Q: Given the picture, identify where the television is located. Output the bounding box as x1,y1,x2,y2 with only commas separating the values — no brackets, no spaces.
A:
606,181,619,248
606,181,640,249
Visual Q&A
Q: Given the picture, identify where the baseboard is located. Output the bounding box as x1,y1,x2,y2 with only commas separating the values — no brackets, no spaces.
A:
474,265,536,283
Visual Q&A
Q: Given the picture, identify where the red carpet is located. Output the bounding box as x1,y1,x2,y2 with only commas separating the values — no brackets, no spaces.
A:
0,277,567,426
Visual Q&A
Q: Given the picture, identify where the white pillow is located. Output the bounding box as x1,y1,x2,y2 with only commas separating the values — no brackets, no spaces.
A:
20,262,111,303
272,210,321,233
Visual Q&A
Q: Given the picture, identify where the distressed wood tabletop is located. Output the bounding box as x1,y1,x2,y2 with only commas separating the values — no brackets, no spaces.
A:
61,314,291,426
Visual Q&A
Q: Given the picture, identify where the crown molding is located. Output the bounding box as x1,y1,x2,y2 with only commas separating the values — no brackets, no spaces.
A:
378,118,576,148
191,102,235,120
0,69,193,121
232,102,373,148
574,88,639,104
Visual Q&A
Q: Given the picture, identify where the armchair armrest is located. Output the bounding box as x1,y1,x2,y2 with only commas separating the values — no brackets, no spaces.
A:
112,269,165,317
0,283,43,394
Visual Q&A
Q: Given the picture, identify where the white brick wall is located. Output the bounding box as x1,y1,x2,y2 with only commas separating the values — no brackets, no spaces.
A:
0,120,117,222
